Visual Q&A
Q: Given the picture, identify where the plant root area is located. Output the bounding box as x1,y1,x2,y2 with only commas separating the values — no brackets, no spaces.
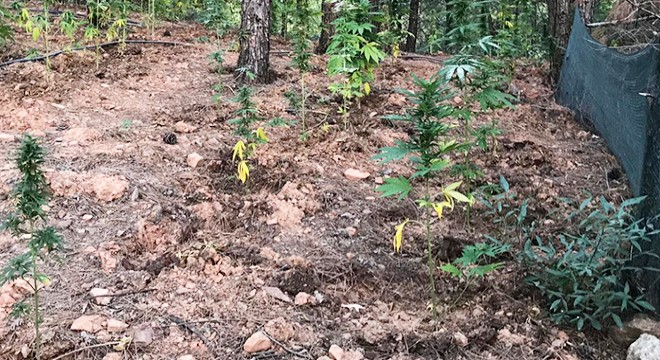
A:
0,20,629,360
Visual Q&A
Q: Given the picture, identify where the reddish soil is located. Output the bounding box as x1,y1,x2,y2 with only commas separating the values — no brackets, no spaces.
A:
0,19,630,360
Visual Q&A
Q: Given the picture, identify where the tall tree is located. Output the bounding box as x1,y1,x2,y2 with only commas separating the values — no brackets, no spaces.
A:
404,0,419,52
316,0,336,54
237,0,272,83
547,0,595,81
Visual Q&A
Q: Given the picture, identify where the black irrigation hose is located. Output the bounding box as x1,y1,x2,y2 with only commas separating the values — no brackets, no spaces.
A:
0,39,195,68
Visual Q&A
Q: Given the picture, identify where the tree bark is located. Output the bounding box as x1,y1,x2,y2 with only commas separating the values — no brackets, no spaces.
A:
316,0,335,54
237,0,272,83
404,0,419,52
547,0,595,82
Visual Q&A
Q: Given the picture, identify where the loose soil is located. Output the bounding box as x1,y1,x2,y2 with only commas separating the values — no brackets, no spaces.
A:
0,17,631,360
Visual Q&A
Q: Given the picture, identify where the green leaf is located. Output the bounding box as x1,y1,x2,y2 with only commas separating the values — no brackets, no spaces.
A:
499,175,509,193
372,141,412,163
375,177,412,200
611,313,623,328
635,299,655,311
440,263,462,278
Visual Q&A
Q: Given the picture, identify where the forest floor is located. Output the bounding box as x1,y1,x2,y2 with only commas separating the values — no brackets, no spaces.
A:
0,17,632,360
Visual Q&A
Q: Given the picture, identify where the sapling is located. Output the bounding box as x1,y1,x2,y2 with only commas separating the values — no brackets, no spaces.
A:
374,73,472,315
1,135,62,360
290,3,314,139
229,85,269,184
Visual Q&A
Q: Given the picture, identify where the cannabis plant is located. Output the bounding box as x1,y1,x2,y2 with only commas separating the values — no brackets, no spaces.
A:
441,242,510,307
229,86,269,184
0,5,12,48
1,135,62,360
374,73,472,314
523,196,657,331
326,0,386,118
18,8,53,74
290,3,314,138
210,49,225,102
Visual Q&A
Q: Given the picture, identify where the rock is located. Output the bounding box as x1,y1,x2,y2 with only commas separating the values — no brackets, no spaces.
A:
263,286,292,304
89,288,112,305
343,350,364,360
178,356,195,360
453,96,463,105
453,332,468,347
88,175,129,202
0,133,16,142
102,353,123,360
265,317,295,342
611,314,660,346
82,214,93,221
243,331,272,353
295,292,317,306
627,334,660,360
345,227,357,237
497,328,526,346
374,177,383,184
344,168,370,181
187,153,204,168
132,325,155,345
71,315,106,333
174,121,197,133
329,344,344,360
106,319,129,333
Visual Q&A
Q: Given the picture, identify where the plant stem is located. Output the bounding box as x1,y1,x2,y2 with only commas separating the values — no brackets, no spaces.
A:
29,220,40,360
425,177,439,318
450,275,473,309
301,73,306,134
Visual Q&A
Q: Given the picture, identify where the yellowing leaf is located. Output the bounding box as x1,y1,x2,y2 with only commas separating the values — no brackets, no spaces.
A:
237,160,250,183
444,181,462,192
432,201,452,219
445,190,472,204
232,140,246,161
364,82,371,96
393,219,408,252
255,127,269,142
392,44,400,58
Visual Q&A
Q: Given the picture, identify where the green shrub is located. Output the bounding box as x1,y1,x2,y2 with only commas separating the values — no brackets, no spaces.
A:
523,196,658,330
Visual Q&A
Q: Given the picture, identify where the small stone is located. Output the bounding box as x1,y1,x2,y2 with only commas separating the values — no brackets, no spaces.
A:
344,168,370,181
130,188,140,202
329,344,344,360
57,220,72,229
71,315,106,333
453,96,463,105
243,331,272,353
343,350,364,360
346,227,357,237
89,288,112,305
187,153,204,168
106,319,129,333
497,328,526,346
627,333,660,360
82,214,93,221
453,332,468,347
88,175,129,202
264,317,295,342
178,356,195,360
174,121,197,133
102,353,122,360
263,286,292,303
295,292,317,306
374,177,383,184
0,133,16,142
132,325,155,345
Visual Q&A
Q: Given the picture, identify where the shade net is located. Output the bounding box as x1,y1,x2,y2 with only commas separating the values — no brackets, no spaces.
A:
556,10,660,304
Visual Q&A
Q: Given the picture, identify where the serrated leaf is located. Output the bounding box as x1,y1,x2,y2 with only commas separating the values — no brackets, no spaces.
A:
375,177,412,200
372,141,412,163
440,263,462,277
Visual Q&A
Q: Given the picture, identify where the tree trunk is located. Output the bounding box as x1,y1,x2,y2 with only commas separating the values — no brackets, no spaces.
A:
237,0,272,83
316,0,335,54
547,0,595,82
404,0,419,52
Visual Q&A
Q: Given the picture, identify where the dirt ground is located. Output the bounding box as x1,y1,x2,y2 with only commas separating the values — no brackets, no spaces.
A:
0,17,632,360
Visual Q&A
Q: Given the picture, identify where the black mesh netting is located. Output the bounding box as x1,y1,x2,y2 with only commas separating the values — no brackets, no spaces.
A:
557,10,660,304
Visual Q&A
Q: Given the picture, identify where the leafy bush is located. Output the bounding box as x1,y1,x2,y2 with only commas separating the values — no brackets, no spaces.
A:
523,196,658,330
0,5,14,48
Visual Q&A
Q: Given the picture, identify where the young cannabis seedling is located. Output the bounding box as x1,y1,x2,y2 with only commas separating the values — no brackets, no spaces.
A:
1,135,62,360
229,85,269,184
290,4,314,139
374,73,472,315
210,49,225,103
440,242,509,307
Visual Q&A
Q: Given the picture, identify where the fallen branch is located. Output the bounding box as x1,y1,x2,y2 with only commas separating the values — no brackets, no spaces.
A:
168,315,219,358
51,341,122,360
89,288,157,298
587,14,657,27
261,330,312,359
0,39,196,68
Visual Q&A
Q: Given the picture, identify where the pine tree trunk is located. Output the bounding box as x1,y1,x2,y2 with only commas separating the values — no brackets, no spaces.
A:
316,0,335,54
547,0,595,82
404,0,419,52
237,0,272,83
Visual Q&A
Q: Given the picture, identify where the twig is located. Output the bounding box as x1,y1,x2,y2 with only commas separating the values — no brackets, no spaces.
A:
51,341,121,360
89,288,157,298
261,330,312,359
168,315,219,358
0,40,196,68
587,14,657,27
